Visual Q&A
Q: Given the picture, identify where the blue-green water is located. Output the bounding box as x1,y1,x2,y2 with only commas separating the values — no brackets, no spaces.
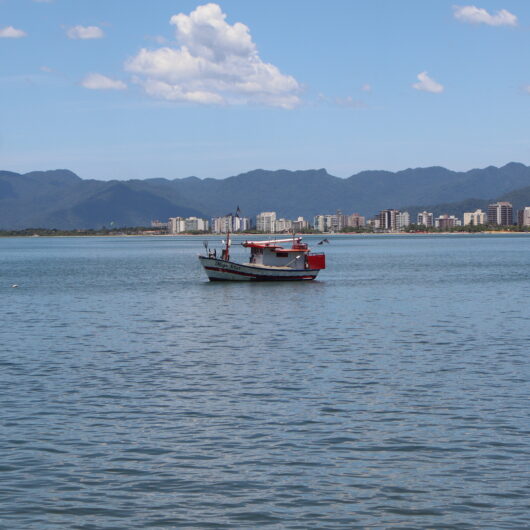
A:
1,234,529,529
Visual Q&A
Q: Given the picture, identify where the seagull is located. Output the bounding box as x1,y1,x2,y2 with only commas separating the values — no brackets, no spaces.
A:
11,284,18,288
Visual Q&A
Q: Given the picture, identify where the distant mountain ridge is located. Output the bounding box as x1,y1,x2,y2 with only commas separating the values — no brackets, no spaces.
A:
1,163,530,229
405,184,530,220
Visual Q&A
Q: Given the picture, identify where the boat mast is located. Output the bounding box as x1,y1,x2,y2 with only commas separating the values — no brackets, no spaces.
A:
224,229,230,261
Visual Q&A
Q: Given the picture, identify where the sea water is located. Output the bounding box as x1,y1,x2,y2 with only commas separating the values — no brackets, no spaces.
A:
1,234,529,528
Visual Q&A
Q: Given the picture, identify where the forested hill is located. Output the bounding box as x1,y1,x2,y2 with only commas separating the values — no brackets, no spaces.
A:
1,162,530,229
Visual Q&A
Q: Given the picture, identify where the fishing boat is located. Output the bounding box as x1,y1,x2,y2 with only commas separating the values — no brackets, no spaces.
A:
198,234,326,281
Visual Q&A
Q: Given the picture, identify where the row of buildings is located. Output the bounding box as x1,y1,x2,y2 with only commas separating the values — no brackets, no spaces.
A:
152,202,530,234
313,213,366,232
255,212,310,233
414,202,528,230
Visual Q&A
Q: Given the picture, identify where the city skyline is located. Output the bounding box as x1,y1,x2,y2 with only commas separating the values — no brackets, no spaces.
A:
160,201,528,234
2,1,530,179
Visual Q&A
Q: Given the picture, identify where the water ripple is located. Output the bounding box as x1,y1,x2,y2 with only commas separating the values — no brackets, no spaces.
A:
1,235,529,528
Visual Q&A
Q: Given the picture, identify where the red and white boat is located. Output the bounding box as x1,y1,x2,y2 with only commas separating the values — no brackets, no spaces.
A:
199,234,326,281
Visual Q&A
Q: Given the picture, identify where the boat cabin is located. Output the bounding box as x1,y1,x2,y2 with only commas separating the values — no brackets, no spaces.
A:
242,238,325,270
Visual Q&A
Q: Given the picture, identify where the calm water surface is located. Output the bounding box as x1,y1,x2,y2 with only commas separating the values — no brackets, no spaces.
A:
1,235,529,529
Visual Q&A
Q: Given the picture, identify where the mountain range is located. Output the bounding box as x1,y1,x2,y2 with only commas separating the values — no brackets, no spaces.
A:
1,162,530,229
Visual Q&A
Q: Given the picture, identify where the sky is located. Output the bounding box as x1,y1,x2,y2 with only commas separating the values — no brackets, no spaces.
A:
1,0,530,180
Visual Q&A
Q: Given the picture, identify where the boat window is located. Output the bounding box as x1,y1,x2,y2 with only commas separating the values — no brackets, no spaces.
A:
276,252,288,257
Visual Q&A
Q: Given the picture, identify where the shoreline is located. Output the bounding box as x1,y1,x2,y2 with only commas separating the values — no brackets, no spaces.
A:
1,231,529,238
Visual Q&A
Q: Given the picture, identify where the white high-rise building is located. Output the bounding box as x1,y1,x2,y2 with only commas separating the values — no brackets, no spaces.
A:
417,211,434,227
292,217,309,231
463,209,486,226
275,218,293,233
256,212,277,233
211,215,250,233
168,217,186,234
184,217,208,232
313,214,334,232
232,216,250,232
212,216,231,234
518,207,530,226
397,211,410,230
169,216,208,233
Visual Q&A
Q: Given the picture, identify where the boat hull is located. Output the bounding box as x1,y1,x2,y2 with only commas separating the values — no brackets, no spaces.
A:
198,256,320,281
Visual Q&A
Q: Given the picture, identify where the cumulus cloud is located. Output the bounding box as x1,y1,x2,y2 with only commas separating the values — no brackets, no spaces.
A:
67,25,104,39
453,5,517,26
125,3,300,108
0,26,27,38
81,73,127,90
412,71,444,93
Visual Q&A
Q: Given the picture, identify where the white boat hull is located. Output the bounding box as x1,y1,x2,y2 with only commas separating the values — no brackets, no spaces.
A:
198,256,320,281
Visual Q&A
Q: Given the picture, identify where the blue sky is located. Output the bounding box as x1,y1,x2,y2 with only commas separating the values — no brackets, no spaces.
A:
1,0,530,179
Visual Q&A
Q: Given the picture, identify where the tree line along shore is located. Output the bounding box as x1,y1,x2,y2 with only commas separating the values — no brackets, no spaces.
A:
1,225,530,237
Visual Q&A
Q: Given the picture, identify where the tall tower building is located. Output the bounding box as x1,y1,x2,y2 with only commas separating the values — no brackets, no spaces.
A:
487,202,513,226
378,209,400,231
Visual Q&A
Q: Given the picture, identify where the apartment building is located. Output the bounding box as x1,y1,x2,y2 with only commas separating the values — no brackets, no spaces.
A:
168,216,209,233
256,212,277,233
417,211,434,227
435,214,460,229
463,209,486,226
517,206,530,226
211,215,250,233
487,202,513,226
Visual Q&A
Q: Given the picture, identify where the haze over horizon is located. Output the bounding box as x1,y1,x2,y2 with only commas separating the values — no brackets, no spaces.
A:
2,0,530,180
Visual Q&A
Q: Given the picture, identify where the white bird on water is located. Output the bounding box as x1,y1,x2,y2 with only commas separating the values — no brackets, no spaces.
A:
11,284,18,288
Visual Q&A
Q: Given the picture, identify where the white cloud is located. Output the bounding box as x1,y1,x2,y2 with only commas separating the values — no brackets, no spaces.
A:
33,0,53,3
141,79,224,104
523,85,530,94
361,83,372,92
453,5,517,26
81,73,127,90
412,71,444,93
0,26,27,38
40,65,53,73
67,25,104,39
125,3,300,108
